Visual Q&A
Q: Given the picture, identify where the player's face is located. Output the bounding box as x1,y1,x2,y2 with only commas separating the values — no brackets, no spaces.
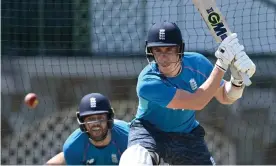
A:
151,46,181,74
83,114,109,141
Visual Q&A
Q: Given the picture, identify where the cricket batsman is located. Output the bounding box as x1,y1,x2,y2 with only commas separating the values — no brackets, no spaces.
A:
46,93,129,165
119,21,256,165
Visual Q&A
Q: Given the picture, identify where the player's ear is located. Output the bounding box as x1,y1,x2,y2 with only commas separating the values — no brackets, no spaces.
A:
177,46,180,52
76,112,87,132
107,108,114,129
110,108,115,119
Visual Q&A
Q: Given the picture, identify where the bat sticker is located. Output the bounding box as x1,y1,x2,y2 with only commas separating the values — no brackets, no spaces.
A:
206,7,228,40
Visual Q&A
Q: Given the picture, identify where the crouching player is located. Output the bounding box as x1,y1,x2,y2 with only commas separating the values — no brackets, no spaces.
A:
46,93,129,165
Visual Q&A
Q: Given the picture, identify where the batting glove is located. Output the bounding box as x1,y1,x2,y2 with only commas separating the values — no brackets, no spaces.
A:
215,33,244,72
230,51,256,86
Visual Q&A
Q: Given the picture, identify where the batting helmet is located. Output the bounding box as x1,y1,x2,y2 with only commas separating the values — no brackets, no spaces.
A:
145,21,185,58
76,93,114,132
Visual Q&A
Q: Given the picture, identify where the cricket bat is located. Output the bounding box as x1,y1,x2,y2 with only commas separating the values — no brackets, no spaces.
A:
192,0,252,86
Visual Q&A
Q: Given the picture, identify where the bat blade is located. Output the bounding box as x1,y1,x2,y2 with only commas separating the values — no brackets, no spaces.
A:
192,0,252,86
192,0,231,43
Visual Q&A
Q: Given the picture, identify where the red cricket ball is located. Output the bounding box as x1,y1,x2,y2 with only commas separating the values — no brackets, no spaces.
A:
24,93,39,109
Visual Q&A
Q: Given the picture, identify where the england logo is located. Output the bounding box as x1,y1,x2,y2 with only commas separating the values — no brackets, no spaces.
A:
189,78,198,91
111,154,118,163
90,97,96,108
159,29,165,40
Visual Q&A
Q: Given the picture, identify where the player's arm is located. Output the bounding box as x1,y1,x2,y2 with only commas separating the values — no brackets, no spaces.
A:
168,66,225,110
45,152,65,165
169,34,245,110
214,82,241,104
139,66,224,110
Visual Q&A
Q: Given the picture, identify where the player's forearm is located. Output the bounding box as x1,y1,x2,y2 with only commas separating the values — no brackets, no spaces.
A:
222,82,238,104
224,80,245,102
193,66,225,109
215,82,236,104
214,79,246,105
45,152,65,165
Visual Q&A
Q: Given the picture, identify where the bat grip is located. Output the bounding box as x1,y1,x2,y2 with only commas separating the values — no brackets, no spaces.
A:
240,72,252,86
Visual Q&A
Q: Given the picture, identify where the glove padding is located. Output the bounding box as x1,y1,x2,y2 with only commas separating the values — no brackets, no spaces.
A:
230,51,256,86
215,33,244,72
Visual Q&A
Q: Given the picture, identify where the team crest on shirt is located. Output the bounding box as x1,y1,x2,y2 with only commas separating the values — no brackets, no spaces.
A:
189,78,198,91
111,154,118,163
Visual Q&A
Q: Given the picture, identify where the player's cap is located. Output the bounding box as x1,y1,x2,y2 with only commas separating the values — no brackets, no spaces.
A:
146,21,183,47
78,93,112,117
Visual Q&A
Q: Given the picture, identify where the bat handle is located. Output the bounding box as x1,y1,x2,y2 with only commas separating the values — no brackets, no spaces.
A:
240,72,252,86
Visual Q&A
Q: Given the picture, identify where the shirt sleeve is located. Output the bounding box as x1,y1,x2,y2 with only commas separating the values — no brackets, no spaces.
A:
63,141,82,165
197,53,225,86
113,120,129,152
137,76,177,107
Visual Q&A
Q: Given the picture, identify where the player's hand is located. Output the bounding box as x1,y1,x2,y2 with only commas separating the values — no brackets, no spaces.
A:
230,51,256,86
215,33,244,72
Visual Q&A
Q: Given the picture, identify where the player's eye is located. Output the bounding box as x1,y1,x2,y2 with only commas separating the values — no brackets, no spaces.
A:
167,47,178,53
166,50,175,54
85,119,107,125
84,116,107,123
152,49,160,53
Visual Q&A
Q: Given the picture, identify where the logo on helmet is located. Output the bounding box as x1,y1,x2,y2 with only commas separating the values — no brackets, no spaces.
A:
90,97,96,108
159,29,165,40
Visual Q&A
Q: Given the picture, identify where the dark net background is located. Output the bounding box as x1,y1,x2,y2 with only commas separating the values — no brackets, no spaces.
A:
1,0,276,165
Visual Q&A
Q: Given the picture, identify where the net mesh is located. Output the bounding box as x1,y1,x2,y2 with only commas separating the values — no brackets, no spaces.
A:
1,0,276,165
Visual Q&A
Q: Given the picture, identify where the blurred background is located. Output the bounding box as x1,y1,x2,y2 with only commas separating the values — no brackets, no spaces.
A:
1,0,276,165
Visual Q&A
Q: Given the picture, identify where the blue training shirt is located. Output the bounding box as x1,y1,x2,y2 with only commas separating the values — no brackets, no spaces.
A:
136,52,224,133
63,119,129,165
